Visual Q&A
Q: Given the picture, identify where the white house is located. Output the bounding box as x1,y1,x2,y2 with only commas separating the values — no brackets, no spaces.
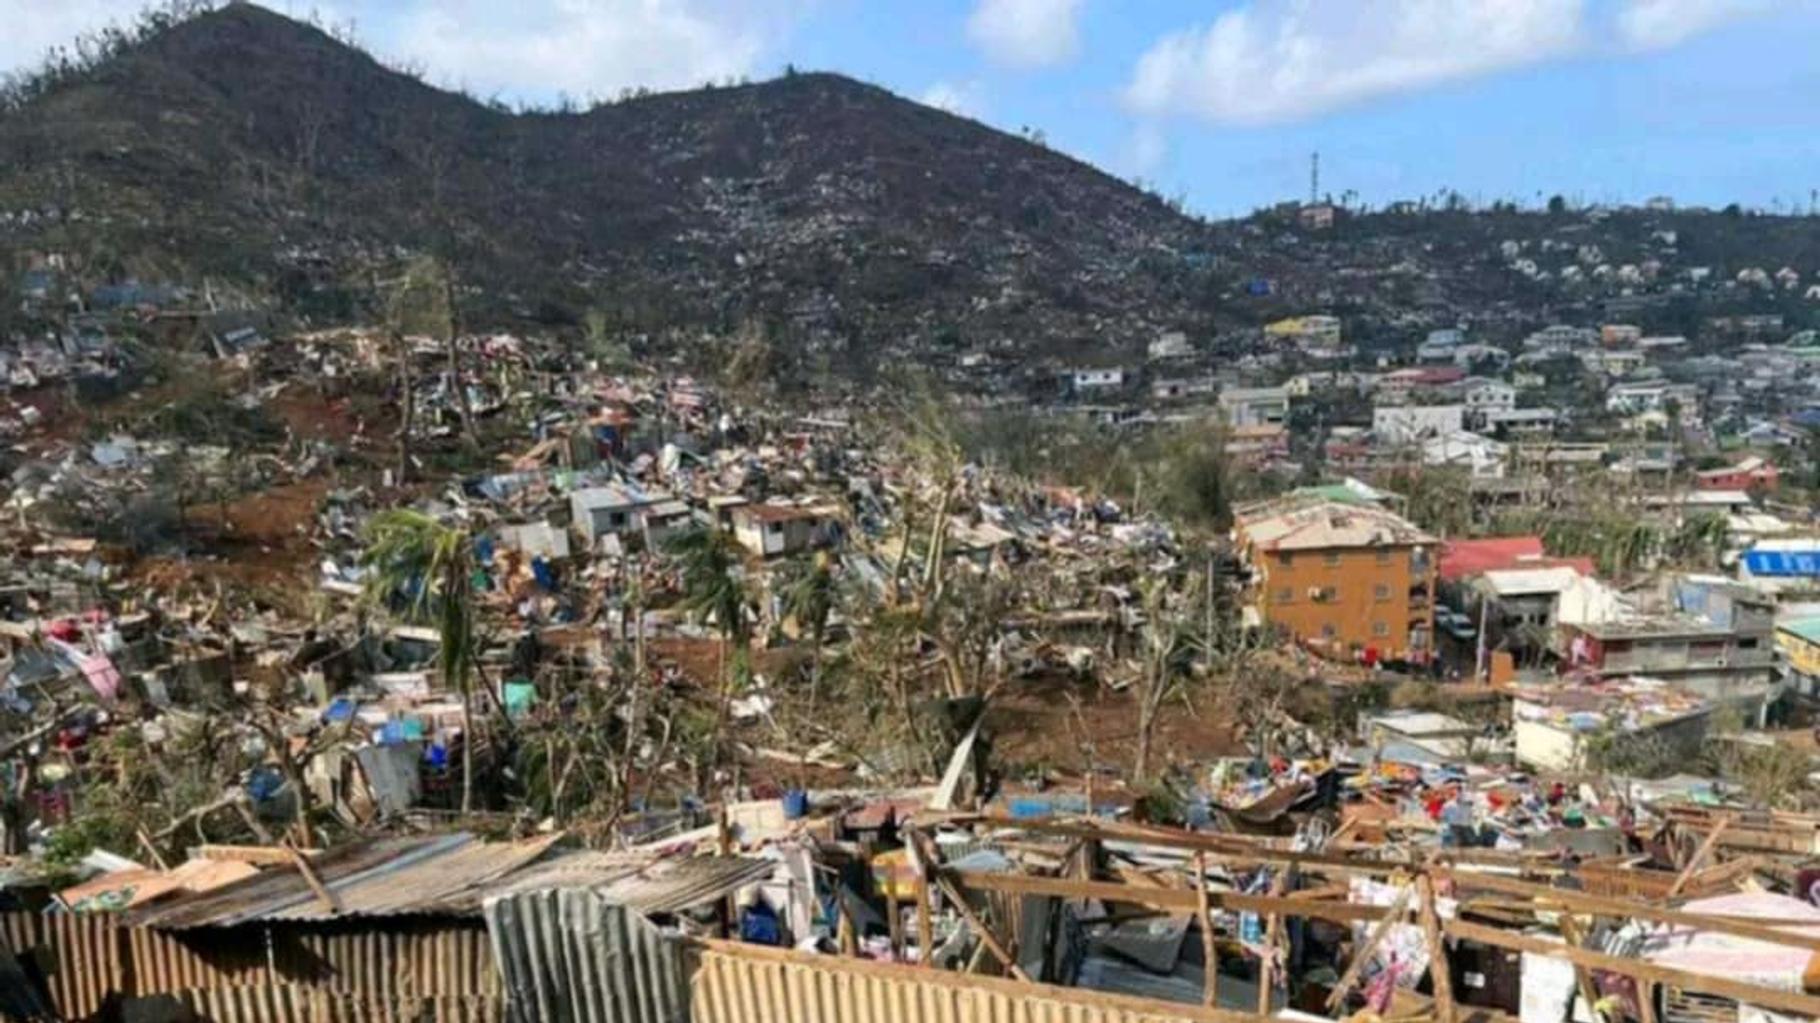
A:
1218,386,1291,429
1482,407,1559,435
1147,332,1192,361
1421,430,1509,478
1461,378,1517,413
1066,367,1128,392
1373,404,1465,445
1606,381,1699,416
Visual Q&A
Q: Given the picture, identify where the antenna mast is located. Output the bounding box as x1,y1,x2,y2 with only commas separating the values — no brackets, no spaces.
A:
1309,151,1320,205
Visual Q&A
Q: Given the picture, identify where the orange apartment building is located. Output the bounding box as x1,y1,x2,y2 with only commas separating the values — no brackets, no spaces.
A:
1235,500,1438,663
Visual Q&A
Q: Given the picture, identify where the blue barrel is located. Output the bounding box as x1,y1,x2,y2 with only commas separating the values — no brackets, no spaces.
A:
782,790,809,820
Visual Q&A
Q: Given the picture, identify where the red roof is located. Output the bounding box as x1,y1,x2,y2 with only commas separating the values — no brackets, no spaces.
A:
1439,536,1595,582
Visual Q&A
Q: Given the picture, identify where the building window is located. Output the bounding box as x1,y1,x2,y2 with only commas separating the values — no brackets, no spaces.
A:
1275,587,1294,604
1372,621,1391,638
1376,548,1392,565
1324,551,1342,567
1279,553,1293,568
1373,584,1391,601
1320,624,1337,639
1738,637,1759,649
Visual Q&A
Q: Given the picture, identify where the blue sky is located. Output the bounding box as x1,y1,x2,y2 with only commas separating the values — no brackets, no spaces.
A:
6,0,1818,216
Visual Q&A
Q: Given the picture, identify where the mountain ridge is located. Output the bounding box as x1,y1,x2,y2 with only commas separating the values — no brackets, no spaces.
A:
0,2,1210,366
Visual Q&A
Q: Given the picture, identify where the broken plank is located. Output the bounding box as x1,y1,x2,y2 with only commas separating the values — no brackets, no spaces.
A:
1443,918,1820,1019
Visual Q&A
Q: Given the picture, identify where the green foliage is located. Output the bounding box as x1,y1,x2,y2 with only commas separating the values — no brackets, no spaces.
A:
361,509,475,701
777,552,839,643
665,526,750,642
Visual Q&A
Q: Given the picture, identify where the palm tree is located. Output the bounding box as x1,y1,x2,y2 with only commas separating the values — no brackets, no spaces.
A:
1133,582,1198,784
779,552,839,711
1128,582,1201,779
666,526,750,788
361,509,479,813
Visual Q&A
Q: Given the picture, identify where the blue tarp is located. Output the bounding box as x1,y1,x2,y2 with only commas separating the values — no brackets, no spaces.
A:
1744,548,1820,577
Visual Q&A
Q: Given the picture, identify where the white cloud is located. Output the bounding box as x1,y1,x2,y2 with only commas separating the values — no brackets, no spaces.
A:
1123,0,1587,126
395,0,805,101
966,0,1084,69
0,0,143,76
920,79,984,117
1615,0,1770,50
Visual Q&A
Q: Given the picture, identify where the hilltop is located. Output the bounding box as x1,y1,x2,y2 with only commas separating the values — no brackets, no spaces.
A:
0,2,1207,367
3,3,1817,379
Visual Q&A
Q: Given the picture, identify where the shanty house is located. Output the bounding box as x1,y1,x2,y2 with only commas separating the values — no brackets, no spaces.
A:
569,483,670,547
731,503,842,558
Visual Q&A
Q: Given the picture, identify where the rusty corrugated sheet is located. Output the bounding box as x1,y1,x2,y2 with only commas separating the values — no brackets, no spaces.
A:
484,890,688,1023
153,984,504,1023
123,833,577,930
126,923,268,993
691,942,1252,1023
286,922,500,998
489,853,776,915
128,833,474,930
263,837,559,923
0,911,500,1014
0,911,122,1020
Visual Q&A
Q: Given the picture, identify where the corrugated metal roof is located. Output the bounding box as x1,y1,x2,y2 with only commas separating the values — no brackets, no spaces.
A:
491,852,777,915
261,834,562,923
485,890,688,1023
126,833,559,929
122,833,770,930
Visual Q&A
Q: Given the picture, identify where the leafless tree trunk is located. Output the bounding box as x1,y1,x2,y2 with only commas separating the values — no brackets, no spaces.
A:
394,329,414,484
443,271,476,446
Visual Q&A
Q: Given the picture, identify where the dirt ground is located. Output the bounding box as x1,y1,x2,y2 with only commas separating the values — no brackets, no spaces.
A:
131,479,329,599
987,674,1246,779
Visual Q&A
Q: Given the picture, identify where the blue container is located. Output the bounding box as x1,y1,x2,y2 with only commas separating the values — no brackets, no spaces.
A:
781,790,809,820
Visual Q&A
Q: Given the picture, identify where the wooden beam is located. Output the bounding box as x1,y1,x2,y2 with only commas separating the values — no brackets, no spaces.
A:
1326,885,1414,1012
1441,867,1820,953
1444,918,1820,1019
1419,875,1454,1023
1257,867,1290,1018
1668,818,1728,898
191,844,319,866
1637,981,1659,1023
1558,913,1600,1022
1196,852,1218,1008
927,814,1416,876
283,841,338,915
936,877,1031,982
945,870,1398,925
908,826,934,968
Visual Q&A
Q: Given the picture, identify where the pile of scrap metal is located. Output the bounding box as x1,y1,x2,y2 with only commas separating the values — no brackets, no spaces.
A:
896,810,1820,1023
6,797,1820,1022
0,829,771,1023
